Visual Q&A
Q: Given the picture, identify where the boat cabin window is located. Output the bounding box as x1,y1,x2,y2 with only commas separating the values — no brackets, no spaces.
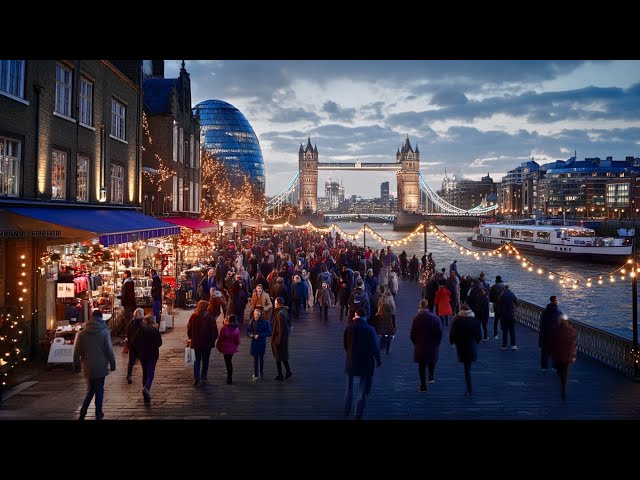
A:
536,231,550,241
566,229,595,237
499,229,507,237
521,230,533,241
511,229,520,239
484,227,491,236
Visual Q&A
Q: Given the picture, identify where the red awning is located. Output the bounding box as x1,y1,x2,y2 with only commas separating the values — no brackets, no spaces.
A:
162,217,218,233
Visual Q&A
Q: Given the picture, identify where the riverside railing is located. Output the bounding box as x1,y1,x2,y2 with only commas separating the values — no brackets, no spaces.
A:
515,299,634,377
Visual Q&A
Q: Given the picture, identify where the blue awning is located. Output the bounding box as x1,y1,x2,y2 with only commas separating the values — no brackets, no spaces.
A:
2,207,181,246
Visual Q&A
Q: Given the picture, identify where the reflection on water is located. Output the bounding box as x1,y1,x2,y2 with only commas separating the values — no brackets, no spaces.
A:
334,222,633,339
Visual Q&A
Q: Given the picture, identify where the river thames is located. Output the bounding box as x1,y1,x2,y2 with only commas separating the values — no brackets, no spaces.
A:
332,222,632,339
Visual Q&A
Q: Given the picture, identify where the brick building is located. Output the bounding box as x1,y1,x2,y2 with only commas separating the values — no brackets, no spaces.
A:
0,60,179,359
141,60,200,217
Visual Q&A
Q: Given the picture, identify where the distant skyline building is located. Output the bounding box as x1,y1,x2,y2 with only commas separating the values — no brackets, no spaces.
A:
381,181,389,202
325,178,344,210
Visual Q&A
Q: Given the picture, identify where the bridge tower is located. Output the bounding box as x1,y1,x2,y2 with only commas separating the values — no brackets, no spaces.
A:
396,136,420,212
298,137,318,213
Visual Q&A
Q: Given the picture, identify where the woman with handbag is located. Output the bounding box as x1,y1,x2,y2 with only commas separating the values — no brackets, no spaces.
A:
217,314,240,385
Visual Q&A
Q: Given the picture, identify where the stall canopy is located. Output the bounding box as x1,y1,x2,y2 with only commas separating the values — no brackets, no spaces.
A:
1,207,181,246
162,217,218,233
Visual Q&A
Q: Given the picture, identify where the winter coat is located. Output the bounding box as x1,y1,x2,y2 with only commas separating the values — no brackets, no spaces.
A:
388,272,399,295
249,291,273,320
410,309,443,364
343,316,381,378
317,287,331,308
271,307,290,361
247,317,272,357
73,316,116,379
126,317,143,356
373,301,395,336
449,309,481,363
539,303,560,349
121,277,136,309
551,321,577,364
435,287,453,316
498,289,518,322
187,311,218,350
151,274,162,301
217,323,240,355
131,323,162,363
228,282,248,318
467,286,490,325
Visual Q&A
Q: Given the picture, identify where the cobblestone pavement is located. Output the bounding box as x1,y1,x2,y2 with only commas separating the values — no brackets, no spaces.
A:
2,278,640,420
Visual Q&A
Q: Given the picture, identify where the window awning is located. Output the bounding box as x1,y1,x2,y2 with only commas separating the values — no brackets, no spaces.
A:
162,217,219,233
2,207,181,246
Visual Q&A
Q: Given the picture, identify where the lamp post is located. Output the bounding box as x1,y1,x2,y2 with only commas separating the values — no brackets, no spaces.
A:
218,220,224,247
232,222,237,243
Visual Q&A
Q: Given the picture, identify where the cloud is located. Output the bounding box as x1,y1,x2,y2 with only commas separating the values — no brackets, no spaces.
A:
322,100,356,122
430,89,469,106
268,106,321,124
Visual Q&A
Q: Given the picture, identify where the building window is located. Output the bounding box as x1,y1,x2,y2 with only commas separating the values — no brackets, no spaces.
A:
76,155,89,202
111,164,124,204
52,150,67,200
172,122,178,163
178,177,184,211
0,137,21,196
79,78,93,126
55,64,72,117
0,60,25,99
172,176,177,211
111,99,126,140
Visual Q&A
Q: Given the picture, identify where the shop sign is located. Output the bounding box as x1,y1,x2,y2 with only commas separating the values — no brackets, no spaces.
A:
57,283,75,298
0,230,62,238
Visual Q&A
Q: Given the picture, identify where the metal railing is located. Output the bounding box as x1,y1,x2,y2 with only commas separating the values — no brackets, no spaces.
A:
515,299,634,377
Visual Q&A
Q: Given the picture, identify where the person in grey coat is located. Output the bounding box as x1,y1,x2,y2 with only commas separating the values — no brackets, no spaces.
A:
73,310,116,420
410,299,443,392
449,303,481,398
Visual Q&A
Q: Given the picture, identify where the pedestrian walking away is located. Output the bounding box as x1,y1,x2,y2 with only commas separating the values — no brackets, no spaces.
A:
73,309,116,420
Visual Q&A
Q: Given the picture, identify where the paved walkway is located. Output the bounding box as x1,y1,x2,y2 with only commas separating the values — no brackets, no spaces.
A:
2,278,640,420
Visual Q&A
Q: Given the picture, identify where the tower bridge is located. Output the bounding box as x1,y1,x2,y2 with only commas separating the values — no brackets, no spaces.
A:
264,136,498,220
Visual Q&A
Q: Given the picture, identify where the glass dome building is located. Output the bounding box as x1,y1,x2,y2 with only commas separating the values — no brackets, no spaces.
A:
194,99,265,193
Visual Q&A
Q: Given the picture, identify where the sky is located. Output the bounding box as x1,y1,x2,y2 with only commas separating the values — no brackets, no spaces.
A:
165,60,640,199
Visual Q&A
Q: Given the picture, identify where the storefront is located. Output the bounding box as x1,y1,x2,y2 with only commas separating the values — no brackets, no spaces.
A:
0,206,180,362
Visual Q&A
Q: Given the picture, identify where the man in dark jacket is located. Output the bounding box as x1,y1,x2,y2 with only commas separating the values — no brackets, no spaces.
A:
73,310,116,420
150,269,162,325
120,270,136,321
271,297,292,381
410,299,443,392
131,314,162,403
449,303,481,397
343,308,382,419
539,295,561,371
497,284,518,350
551,313,577,401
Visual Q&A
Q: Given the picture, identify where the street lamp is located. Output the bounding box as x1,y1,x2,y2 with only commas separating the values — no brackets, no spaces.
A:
232,222,237,243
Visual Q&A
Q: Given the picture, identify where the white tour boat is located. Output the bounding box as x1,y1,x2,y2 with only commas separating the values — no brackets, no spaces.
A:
467,223,632,264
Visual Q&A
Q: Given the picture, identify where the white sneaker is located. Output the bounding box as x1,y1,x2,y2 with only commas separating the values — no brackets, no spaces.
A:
252,375,259,382
511,346,518,351
494,335,499,340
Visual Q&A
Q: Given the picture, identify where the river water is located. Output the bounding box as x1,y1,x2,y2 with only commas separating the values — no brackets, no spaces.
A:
333,222,632,339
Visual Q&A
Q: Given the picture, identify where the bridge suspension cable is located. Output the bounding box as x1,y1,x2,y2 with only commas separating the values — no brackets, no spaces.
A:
418,173,498,215
265,171,300,219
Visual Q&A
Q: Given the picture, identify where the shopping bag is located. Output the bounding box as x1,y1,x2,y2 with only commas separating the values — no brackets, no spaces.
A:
159,319,167,333
184,347,195,366
122,338,129,355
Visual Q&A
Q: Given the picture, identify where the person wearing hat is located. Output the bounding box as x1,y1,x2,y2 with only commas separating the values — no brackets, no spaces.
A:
73,309,116,420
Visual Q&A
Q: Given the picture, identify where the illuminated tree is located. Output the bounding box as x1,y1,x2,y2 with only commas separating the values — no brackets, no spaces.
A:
200,151,265,221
